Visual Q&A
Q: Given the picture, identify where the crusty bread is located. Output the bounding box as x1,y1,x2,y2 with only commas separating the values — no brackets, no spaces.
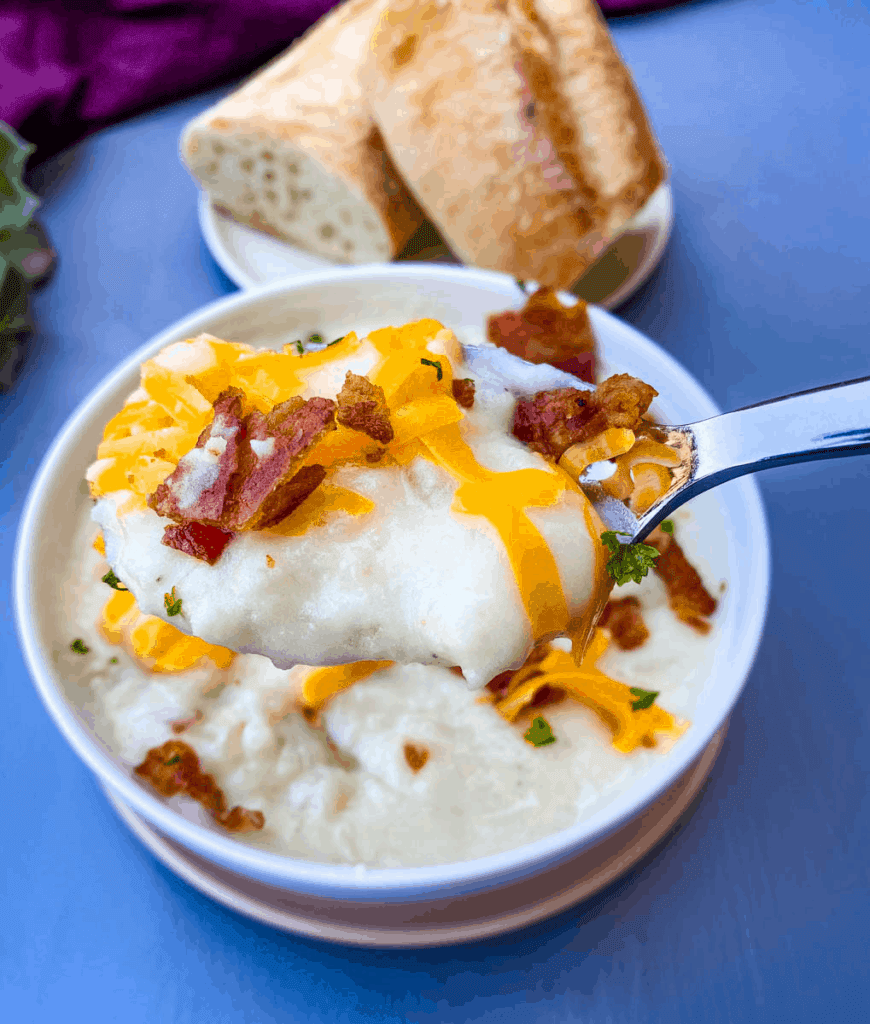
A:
181,0,426,263
362,0,666,289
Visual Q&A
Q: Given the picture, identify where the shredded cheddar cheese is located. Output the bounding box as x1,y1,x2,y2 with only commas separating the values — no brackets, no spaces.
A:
487,630,682,753
99,587,234,673
301,660,394,709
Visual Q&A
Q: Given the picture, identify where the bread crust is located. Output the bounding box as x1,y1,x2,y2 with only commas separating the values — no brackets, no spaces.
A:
363,0,666,287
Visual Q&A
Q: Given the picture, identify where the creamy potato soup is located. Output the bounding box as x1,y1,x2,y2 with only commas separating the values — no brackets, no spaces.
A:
68,317,722,866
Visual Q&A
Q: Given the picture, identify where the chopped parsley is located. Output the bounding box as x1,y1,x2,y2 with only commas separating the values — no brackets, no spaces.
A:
515,278,527,291
524,716,556,747
110,657,118,664
101,570,128,591
164,587,182,617
308,333,323,345
660,520,674,534
294,339,304,355
328,336,344,346
601,531,660,586
420,357,443,381
70,638,89,655
629,687,660,712
165,754,181,766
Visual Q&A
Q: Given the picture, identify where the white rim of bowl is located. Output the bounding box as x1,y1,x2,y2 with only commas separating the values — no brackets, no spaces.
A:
14,263,770,897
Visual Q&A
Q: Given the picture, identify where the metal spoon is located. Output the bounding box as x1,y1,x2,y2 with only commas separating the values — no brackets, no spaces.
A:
460,342,870,542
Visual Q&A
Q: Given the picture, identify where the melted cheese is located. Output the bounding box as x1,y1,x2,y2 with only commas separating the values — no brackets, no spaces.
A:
487,630,682,754
100,586,234,673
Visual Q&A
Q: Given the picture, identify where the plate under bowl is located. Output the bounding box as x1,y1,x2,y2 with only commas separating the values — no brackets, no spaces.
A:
199,183,674,309
15,263,769,905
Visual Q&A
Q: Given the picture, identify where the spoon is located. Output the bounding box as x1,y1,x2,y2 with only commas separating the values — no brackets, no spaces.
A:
460,342,870,542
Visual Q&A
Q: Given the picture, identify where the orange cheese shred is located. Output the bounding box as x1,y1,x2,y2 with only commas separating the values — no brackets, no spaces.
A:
489,630,683,753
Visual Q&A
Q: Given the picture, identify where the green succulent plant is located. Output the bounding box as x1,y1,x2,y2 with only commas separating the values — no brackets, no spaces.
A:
1,122,45,382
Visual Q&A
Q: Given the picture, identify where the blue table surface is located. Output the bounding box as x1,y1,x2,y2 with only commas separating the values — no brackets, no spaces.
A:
4,0,869,1019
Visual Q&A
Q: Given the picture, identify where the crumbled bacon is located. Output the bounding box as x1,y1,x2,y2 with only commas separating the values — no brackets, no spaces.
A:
647,527,717,634
513,374,658,460
485,670,515,699
336,371,394,443
149,388,245,527
218,806,266,833
487,288,597,384
403,743,429,772
162,522,234,564
134,739,265,833
451,378,476,409
528,684,567,710
600,597,650,650
228,395,336,531
147,390,336,540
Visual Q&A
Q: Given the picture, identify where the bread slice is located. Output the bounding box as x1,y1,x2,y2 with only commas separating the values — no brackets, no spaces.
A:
362,0,666,289
519,0,666,243
181,0,426,264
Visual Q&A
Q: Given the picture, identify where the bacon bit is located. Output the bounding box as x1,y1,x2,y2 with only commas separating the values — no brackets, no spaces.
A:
218,806,266,833
487,288,597,384
365,447,386,464
485,670,515,699
229,396,336,531
451,378,476,409
513,375,657,460
162,522,234,564
528,684,567,710
647,527,717,634
600,597,650,651
170,710,204,734
135,740,264,833
147,389,336,538
266,554,275,568
149,388,246,527
403,743,429,773
336,371,394,443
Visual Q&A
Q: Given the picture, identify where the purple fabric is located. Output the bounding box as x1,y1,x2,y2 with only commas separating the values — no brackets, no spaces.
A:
0,0,684,164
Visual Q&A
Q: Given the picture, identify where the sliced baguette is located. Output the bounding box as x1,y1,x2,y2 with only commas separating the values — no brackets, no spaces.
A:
363,0,666,289
181,0,426,264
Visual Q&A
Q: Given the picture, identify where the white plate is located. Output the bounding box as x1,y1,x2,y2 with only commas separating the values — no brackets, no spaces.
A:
104,726,726,947
199,183,674,309
15,264,769,905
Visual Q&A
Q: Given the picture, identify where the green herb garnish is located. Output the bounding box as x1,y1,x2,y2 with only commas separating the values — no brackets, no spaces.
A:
308,333,323,345
110,657,118,664
164,587,182,617
420,357,443,381
70,638,89,654
294,339,304,355
165,754,181,766
600,531,660,586
524,716,556,747
328,336,344,346
515,278,527,291
101,570,128,591
629,687,660,712
660,520,674,534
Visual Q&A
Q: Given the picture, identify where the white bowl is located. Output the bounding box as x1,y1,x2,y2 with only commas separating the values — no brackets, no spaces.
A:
14,264,769,903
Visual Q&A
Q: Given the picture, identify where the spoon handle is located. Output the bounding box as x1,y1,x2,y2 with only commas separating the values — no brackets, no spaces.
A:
635,375,870,537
